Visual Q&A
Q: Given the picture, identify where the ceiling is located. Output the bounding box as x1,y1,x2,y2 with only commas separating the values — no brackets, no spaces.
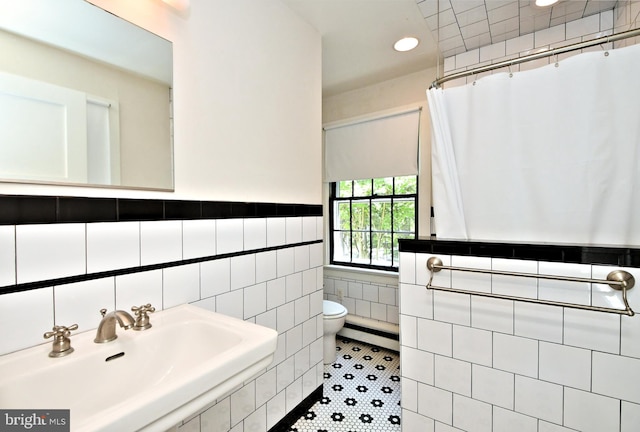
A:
282,0,440,97
283,0,625,98
422,0,618,58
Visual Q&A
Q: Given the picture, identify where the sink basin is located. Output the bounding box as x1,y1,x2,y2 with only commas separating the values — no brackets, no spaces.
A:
0,304,278,431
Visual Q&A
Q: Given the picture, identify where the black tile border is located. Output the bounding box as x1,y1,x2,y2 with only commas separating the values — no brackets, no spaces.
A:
0,194,323,295
269,384,323,432
399,237,640,267
0,195,322,225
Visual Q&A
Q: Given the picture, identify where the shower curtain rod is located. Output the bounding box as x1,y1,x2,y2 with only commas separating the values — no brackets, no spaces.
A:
430,27,640,89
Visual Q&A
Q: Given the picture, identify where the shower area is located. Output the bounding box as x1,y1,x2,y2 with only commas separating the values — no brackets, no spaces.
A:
428,30,640,246
398,2,640,431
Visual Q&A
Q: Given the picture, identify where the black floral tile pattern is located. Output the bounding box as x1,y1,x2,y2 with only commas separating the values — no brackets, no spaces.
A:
289,338,401,432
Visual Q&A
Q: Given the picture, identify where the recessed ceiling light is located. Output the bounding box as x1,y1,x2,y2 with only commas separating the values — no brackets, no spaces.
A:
534,0,559,7
394,37,419,52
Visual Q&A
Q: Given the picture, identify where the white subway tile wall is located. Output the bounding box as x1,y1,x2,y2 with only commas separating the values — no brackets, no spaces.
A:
285,217,302,244
400,251,640,432
54,278,116,331
0,226,15,286
115,269,164,312
0,287,54,354
266,218,286,248
163,263,201,309
216,219,244,254
182,219,216,260
404,12,640,432
324,273,399,325
87,221,141,272
244,218,267,251
0,216,324,432
16,223,86,284
140,220,183,266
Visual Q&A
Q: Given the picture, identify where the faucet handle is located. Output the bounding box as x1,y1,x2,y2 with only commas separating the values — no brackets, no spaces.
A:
44,323,78,339
43,324,78,358
131,303,155,331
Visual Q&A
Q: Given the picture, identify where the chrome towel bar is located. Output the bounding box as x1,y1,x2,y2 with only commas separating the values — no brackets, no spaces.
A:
425,257,635,316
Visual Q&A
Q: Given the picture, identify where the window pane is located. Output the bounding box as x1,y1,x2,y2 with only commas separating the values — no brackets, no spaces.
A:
372,232,392,266
393,199,415,232
395,175,417,195
372,199,391,231
337,181,352,198
333,231,351,262
352,200,370,230
354,179,372,197
351,231,370,264
329,176,417,271
335,201,351,230
373,177,393,196
392,233,414,267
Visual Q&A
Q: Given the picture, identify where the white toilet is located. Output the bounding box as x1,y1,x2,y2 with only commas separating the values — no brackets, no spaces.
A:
323,300,348,364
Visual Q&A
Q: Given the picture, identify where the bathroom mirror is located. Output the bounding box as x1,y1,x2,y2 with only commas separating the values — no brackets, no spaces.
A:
0,0,174,190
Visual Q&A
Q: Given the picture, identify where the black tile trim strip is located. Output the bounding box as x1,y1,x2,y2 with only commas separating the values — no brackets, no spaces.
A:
343,322,400,342
0,240,323,296
269,384,323,432
0,195,322,225
399,237,640,267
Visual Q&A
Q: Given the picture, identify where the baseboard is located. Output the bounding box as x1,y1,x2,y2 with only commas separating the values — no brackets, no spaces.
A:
268,384,323,432
338,315,400,352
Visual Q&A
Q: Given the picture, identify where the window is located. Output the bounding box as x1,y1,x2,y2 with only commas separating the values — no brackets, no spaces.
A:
324,107,421,270
330,175,417,271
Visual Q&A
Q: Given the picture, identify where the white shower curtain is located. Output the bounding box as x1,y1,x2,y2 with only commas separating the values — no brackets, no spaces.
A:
428,43,640,245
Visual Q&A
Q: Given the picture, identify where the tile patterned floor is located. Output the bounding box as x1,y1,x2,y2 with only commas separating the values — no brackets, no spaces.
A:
289,338,401,432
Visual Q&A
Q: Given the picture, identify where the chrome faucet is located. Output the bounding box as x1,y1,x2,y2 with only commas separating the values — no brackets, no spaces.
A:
94,308,135,343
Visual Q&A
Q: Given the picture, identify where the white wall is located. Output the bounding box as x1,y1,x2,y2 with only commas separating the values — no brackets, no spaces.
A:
323,67,437,125
0,0,322,204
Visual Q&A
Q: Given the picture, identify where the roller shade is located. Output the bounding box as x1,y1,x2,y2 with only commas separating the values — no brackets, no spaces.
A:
324,108,420,182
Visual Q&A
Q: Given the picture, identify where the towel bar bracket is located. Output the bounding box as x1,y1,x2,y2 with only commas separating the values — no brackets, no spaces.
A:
608,270,635,291
426,257,443,272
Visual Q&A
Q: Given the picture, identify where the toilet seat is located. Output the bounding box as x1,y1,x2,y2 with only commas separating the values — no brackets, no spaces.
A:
323,300,347,318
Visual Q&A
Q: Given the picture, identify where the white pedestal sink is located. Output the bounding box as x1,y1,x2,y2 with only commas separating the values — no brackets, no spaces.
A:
0,304,278,431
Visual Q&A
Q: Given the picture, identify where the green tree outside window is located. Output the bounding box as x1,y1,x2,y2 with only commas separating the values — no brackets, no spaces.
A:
331,176,417,270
